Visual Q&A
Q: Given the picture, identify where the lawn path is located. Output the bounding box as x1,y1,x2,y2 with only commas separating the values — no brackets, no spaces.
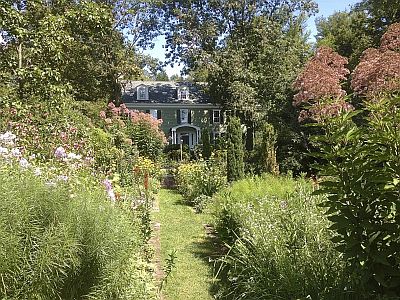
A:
154,189,216,300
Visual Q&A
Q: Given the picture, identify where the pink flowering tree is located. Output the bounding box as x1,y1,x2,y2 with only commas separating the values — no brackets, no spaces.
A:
101,102,166,160
351,23,400,99
295,25,400,297
293,46,353,122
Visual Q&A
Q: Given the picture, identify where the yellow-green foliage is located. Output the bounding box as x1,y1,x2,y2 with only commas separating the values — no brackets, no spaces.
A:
0,167,156,300
175,158,227,204
211,175,358,299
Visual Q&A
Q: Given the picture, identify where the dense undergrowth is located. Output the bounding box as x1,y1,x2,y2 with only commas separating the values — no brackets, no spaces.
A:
0,98,165,299
210,175,361,299
0,166,156,299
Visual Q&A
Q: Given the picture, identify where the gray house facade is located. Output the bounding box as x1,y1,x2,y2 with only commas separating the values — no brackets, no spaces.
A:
121,81,225,148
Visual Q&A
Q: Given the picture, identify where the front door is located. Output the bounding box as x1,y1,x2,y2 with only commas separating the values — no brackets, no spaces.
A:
180,133,190,146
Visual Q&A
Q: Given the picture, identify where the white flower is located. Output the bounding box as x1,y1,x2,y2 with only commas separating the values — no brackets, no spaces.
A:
11,148,21,157
57,175,69,182
0,147,9,156
34,168,42,176
67,152,82,160
19,158,30,168
0,131,16,146
108,189,116,202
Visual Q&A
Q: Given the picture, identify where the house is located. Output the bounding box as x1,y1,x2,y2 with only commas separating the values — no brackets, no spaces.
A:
121,81,225,149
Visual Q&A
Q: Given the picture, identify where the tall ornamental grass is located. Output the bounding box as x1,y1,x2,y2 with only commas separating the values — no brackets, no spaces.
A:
0,167,156,300
211,175,359,299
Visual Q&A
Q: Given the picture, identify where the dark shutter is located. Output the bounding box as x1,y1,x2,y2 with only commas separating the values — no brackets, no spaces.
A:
177,110,181,124
145,109,150,114
157,110,162,119
220,110,224,124
209,110,213,124
188,110,192,124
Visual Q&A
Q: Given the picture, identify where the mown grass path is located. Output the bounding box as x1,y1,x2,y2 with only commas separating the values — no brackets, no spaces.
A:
154,189,216,300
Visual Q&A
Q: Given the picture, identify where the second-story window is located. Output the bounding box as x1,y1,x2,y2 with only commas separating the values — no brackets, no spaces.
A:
137,86,148,100
178,87,189,100
213,110,221,123
180,109,189,123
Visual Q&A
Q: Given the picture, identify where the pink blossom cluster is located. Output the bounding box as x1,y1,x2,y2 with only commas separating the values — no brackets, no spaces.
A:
351,23,400,98
293,47,353,122
100,102,167,144
293,46,350,107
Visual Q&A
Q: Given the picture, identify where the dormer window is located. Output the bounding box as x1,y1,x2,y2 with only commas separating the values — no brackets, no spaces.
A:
178,86,189,100
137,85,148,100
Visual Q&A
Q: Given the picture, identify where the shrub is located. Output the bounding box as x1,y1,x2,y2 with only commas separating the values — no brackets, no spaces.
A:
0,165,156,299
211,175,357,299
101,103,166,160
175,156,227,204
314,95,400,298
201,127,212,159
226,116,244,182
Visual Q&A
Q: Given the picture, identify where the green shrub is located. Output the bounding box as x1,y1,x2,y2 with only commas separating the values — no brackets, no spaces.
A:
211,175,358,299
314,95,400,298
175,156,227,204
0,166,156,300
226,116,244,182
201,127,212,159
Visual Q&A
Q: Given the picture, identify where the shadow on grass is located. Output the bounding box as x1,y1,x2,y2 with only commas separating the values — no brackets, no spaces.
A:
191,225,233,299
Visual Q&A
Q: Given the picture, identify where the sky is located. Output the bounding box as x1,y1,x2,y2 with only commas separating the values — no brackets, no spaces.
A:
143,0,360,77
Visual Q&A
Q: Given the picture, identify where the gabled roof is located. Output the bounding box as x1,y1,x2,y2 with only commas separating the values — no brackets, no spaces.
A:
121,81,210,104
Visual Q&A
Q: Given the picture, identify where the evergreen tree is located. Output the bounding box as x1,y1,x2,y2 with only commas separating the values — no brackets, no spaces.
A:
260,123,279,175
227,116,244,182
201,127,212,159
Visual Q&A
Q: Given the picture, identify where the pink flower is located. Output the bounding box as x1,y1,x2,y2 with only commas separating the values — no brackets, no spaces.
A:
99,110,106,119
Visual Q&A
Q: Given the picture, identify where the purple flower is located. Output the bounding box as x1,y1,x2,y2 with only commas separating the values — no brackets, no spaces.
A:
103,179,112,191
103,179,116,202
54,146,66,159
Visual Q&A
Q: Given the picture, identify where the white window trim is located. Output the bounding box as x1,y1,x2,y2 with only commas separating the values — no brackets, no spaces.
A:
137,86,148,100
213,109,221,123
180,109,189,124
178,87,189,100
149,109,158,119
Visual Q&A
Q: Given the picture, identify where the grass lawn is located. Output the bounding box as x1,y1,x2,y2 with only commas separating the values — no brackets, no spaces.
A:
155,189,216,300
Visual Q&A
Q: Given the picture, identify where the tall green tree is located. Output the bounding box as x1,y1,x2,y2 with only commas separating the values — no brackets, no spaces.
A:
0,0,163,105
227,116,244,182
316,10,373,70
162,0,316,157
201,127,212,159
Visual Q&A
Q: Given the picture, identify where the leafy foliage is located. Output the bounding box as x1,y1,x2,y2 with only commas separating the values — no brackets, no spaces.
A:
0,166,156,299
211,175,355,299
313,95,400,298
226,116,244,182
175,156,227,205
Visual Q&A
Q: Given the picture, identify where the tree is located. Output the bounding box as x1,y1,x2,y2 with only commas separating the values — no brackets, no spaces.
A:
201,127,212,159
0,0,163,105
226,116,244,182
293,46,353,122
316,10,373,70
259,123,279,175
351,23,400,98
162,0,317,156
